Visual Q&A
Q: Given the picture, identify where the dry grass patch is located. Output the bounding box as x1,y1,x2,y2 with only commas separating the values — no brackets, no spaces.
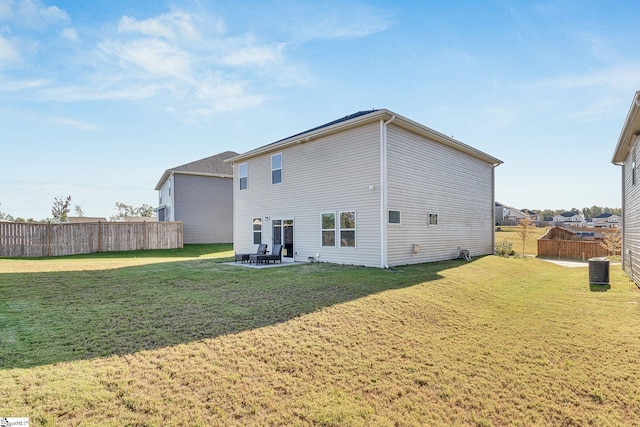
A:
1,252,639,426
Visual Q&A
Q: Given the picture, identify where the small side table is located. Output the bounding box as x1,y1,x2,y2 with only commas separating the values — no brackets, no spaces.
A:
235,253,250,263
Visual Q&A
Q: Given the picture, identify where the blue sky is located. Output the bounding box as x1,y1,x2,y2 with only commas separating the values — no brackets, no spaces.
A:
1,0,639,220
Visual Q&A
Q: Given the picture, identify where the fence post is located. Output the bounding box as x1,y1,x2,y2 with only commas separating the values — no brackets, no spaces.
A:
47,221,52,257
143,221,148,250
98,220,102,253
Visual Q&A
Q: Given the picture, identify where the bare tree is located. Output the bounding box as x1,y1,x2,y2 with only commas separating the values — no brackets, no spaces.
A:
599,230,622,256
0,203,14,221
110,202,154,221
516,217,536,257
51,195,72,223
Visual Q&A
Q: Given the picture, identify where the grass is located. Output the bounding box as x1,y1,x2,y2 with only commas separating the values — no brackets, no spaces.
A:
495,226,549,256
1,247,640,425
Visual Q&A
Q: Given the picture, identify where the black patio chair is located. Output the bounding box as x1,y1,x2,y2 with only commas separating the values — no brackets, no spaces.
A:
248,243,269,265
266,244,283,264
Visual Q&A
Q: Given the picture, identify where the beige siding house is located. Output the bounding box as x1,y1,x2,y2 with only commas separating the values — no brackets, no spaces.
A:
227,110,502,268
155,151,238,244
612,91,640,286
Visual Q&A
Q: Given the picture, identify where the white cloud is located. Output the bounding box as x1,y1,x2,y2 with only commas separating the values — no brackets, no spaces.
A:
1,5,386,119
60,27,78,43
290,3,393,40
220,41,285,67
0,76,47,91
117,9,200,42
0,34,20,64
99,37,192,79
46,116,100,131
5,0,69,29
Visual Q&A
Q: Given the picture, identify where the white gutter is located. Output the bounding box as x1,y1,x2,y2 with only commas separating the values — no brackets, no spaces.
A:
380,114,396,268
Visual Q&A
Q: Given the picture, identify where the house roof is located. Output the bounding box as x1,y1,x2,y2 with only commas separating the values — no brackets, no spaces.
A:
612,91,640,165
594,212,616,219
559,211,578,217
226,109,502,167
154,150,239,190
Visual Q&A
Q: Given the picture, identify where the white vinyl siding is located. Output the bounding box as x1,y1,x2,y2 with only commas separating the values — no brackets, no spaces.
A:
622,138,640,284
385,125,495,266
233,123,381,266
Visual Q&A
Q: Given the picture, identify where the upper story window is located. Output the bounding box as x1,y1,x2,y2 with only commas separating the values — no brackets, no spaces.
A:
239,163,248,190
272,153,282,184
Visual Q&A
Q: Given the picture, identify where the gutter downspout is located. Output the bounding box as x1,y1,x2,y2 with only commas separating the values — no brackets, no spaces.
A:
380,114,396,269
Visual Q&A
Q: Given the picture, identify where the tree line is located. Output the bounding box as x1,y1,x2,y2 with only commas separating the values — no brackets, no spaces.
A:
0,196,154,223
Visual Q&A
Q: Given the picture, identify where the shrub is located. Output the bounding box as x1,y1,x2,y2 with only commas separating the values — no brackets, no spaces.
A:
495,239,514,257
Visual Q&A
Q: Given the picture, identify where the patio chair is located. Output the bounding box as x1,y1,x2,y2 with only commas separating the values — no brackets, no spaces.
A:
237,243,267,263
248,243,269,265
266,244,283,264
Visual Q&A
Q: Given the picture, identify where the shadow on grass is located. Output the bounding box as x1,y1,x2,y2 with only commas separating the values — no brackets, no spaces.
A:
0,257,462,369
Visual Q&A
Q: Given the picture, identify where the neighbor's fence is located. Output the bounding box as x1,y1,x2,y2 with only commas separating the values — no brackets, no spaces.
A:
537,239,611,260
0,221,183,257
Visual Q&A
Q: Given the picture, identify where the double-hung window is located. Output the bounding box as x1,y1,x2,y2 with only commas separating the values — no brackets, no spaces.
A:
239,163,248,190
321,213,335,247
272,153,282,184
340,211,356,247
253,218,262,244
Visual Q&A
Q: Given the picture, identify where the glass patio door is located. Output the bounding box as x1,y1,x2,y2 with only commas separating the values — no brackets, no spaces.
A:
272,219,294,260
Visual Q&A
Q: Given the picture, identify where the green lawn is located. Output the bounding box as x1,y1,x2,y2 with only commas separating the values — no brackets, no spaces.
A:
1,246,639,426
495,226,550,256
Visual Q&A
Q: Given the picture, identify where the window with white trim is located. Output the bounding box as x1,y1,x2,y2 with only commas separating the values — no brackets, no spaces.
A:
239,163,248,190
340,211,356,247
428,213,439,226
253,218,262,244
388,210,401,224
321,213,335,247
272,153,282,184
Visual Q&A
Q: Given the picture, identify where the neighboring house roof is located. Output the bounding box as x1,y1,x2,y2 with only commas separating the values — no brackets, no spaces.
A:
155,150,239,190
226,109,502,167
594,212,614,219
559,211,578,218
67,216,107,223
612,90,640,165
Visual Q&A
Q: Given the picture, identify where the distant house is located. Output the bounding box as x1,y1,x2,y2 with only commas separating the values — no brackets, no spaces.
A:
592,212,620,228
495,202,526,225
227,109,502,268
552,211,585,226
522,209,539,221
155,151,238,244
612,90,640,286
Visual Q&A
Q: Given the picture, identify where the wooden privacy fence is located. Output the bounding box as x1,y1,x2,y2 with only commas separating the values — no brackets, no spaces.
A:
0,221,183,257
537,239,614,260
